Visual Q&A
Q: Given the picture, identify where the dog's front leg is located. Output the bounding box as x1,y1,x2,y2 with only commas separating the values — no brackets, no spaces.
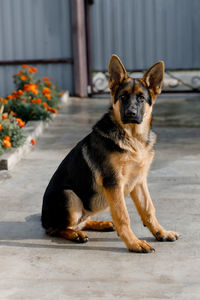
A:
130,180,179,241
103,187,154,253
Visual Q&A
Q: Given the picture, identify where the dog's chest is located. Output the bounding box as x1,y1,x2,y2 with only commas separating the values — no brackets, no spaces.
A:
122,158,143,194
113,149,154,194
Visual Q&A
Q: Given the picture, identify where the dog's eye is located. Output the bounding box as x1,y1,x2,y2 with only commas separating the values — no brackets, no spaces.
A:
137,94,145,102
120,94,127,101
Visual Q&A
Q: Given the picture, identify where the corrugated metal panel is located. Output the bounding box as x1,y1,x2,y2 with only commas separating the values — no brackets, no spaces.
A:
90,0,200,71
0,0,73,96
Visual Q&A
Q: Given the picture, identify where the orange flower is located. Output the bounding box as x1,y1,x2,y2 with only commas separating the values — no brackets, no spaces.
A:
3,99,8,104
16,118,25,128
3,139,11,148
48,107,58,114
33,89,38,96
35,98,42,105
31,98,42,105
0,124,2,131
42,102,48,109
24,84,29,91
22,64,28,68
24,83,38,95
45,93,51,100
20,75,27,81
52,108,58,114
43,77,52,81
4,136,10,141
13,70,23,77
2,114,7,120
29,66,37,73
7,95,16,99
46,82,52,87
58,92,63,97
42,87,51,94
42,87,51,100
17,89,24,96
19,121,25,128
30,99,36,104
31,139,36,145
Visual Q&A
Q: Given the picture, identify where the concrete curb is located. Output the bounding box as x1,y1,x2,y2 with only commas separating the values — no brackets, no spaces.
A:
0,91,69,170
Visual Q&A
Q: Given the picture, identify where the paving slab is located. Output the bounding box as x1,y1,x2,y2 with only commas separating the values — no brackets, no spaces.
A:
0,97,200,300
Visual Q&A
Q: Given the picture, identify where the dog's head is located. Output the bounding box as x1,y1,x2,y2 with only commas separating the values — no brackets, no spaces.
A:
108,55,164,125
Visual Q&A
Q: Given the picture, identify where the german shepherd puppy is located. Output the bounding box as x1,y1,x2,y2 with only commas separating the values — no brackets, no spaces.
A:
41,55,179,253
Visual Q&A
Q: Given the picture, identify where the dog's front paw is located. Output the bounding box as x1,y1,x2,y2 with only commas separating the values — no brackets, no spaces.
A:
128,239,155,253
155,230,179,242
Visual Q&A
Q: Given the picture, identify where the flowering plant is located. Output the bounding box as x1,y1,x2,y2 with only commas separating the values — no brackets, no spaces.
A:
0,106,25,155
0,65,62,154
4,65,62,122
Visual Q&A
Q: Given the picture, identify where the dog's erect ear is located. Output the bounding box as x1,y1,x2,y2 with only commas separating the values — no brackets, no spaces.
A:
108,55,128,93
143,61,165,96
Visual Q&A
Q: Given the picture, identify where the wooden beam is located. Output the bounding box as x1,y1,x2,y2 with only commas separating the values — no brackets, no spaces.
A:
71,0,88,97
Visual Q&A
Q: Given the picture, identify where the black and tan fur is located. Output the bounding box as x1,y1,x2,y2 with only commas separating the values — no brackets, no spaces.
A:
41,55,179,253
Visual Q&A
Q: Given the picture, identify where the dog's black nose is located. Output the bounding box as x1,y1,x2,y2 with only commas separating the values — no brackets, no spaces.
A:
132,110,137,117
127,109,137,117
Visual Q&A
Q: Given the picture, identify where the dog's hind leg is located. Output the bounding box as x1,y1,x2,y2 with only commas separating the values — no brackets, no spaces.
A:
57,190,89,243
83,219,115,231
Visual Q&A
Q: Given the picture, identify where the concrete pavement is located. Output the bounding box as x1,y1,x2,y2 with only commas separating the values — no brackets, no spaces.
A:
0,97,200,299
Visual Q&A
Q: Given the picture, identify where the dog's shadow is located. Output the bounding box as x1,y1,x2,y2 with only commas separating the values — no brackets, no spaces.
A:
0,214,156,253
